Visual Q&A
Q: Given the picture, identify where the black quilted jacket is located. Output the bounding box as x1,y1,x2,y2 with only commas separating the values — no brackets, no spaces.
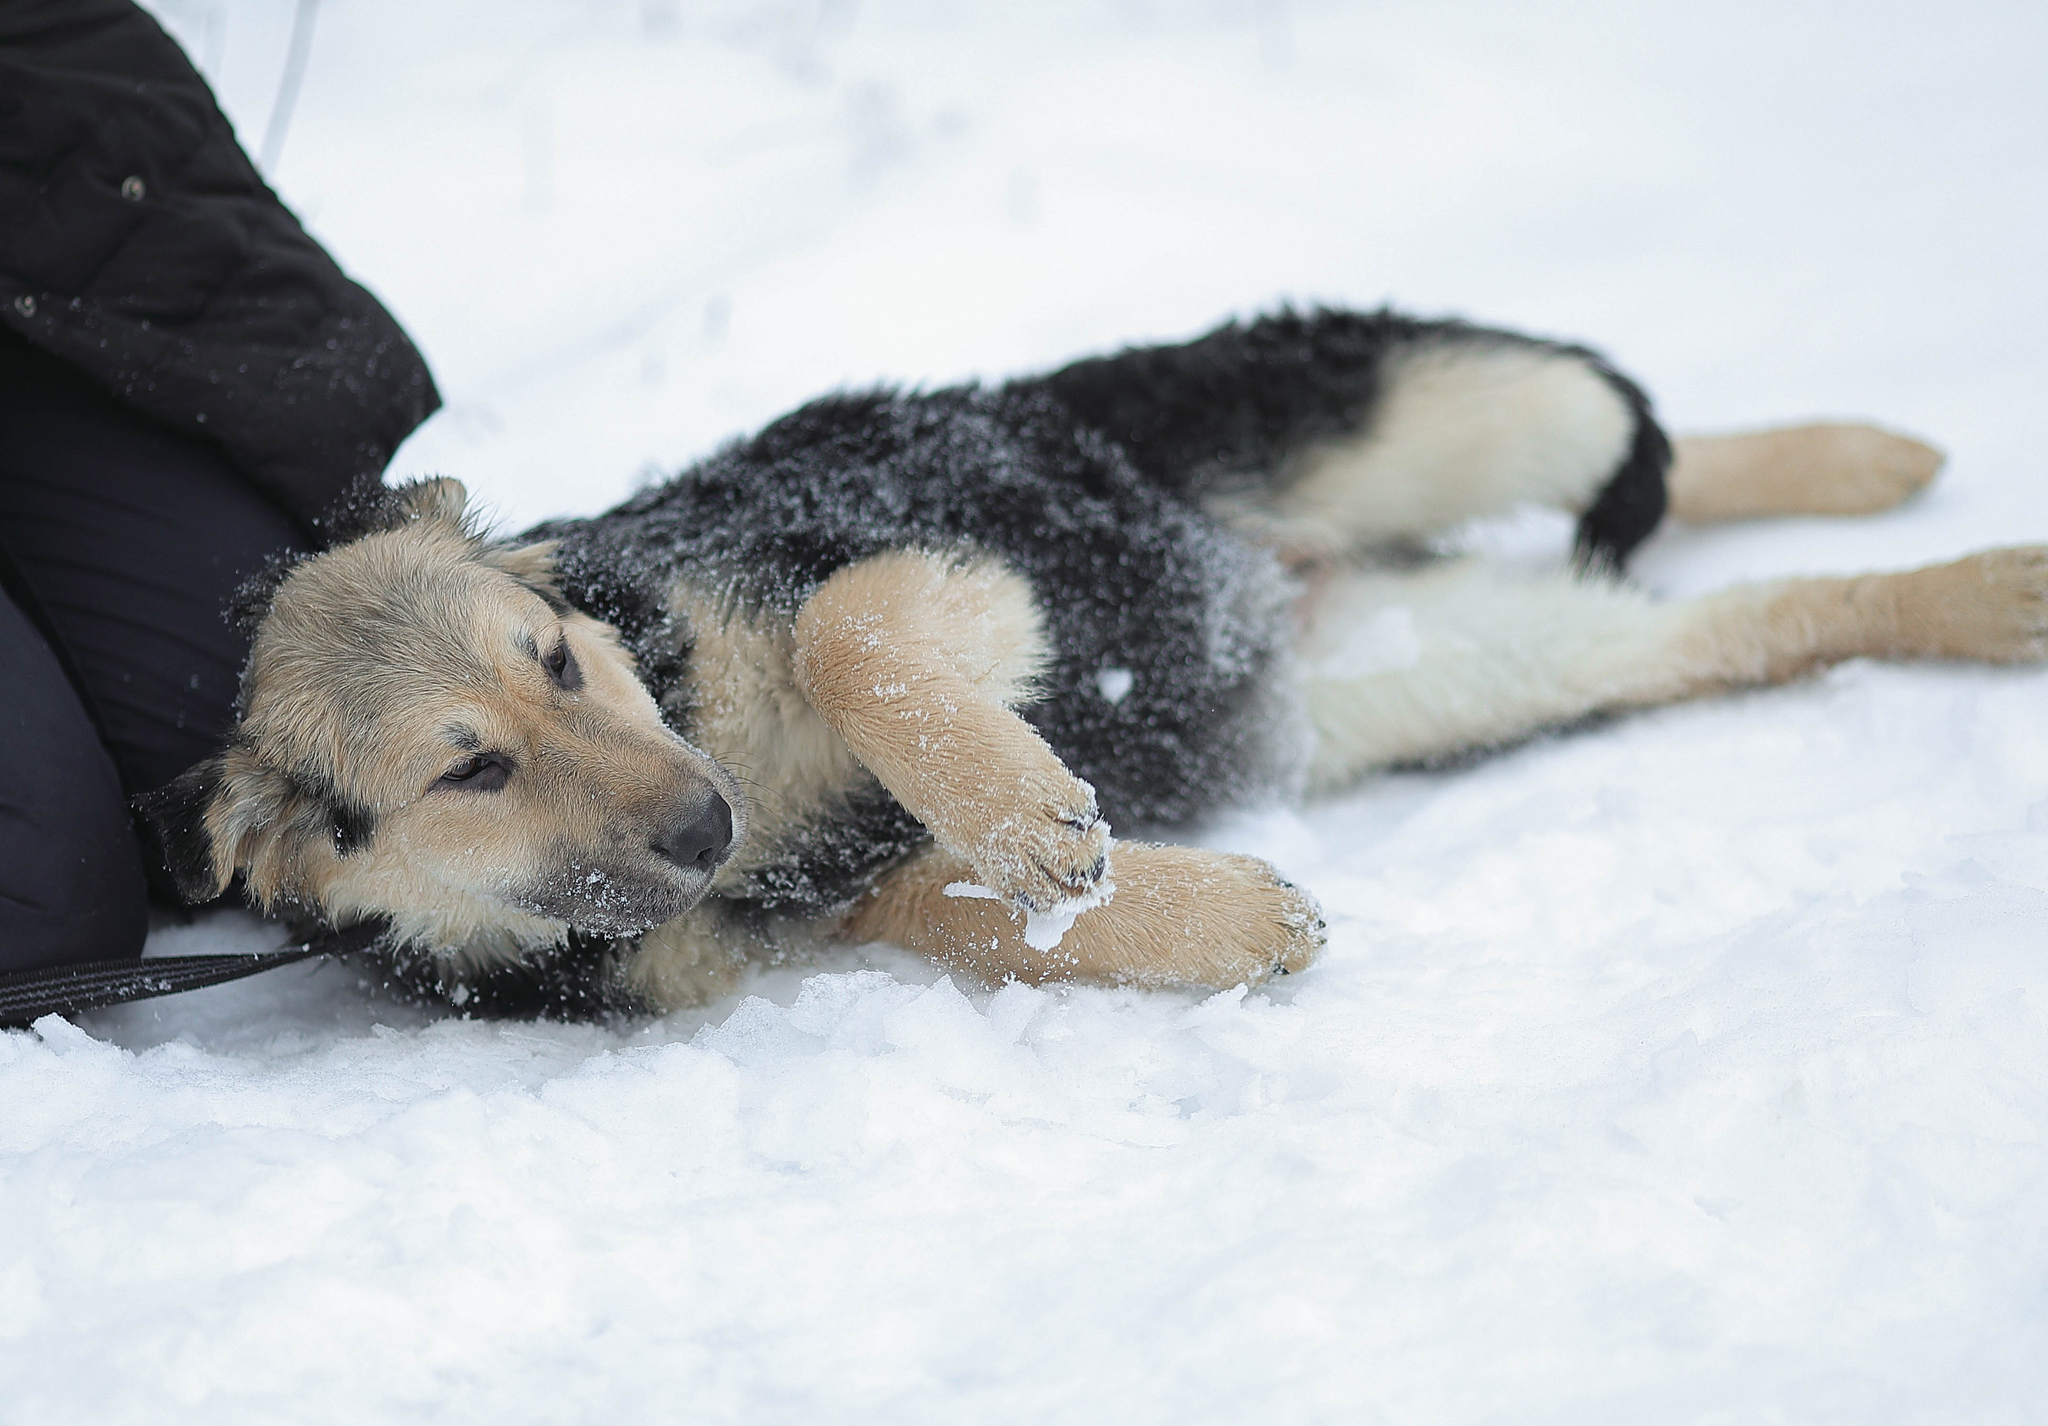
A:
0,0,437,524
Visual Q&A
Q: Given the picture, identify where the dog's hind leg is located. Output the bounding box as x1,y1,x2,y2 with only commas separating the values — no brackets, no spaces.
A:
1668,424,1944,522
841,840,1325,991
792,548,1110,913
1026,309,1670,570
1302,547,2048,786
1245,332,1669,572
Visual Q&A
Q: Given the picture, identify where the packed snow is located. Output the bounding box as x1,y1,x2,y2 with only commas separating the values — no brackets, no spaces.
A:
5,1,2048,1420
946,877,1119,952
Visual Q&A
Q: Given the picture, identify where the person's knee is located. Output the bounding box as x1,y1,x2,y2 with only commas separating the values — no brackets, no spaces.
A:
0,806,150,972
0,594,152,972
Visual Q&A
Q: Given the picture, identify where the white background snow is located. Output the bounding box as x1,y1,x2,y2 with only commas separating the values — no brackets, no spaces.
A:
5,2,2048,1420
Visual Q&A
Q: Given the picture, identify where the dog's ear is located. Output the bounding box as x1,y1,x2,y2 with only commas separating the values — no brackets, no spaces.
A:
479,539,570,611
315,475,474,544
204,746,343,909
136,747,339,908
135,756,233,903
393,476,470,529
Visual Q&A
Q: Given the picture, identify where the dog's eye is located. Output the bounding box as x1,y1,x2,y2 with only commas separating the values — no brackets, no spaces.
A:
544,640,582,692
437,754,511,792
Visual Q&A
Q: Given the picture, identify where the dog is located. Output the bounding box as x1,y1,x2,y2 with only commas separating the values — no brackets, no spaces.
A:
138,307,2048,1018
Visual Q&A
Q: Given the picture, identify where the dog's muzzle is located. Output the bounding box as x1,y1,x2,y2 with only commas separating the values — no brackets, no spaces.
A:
514,784,741,935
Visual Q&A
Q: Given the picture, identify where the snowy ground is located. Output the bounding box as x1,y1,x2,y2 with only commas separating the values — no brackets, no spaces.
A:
5,2,2048,1420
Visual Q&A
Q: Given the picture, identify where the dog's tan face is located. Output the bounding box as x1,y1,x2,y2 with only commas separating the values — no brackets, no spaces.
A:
140,479,746,955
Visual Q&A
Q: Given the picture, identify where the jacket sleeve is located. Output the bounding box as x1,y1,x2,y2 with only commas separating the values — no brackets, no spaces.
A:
0,0,440,525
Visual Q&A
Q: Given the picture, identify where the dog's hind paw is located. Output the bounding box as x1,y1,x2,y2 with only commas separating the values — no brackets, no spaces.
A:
1670,423,1945,522
1784,424,1945,515
1896,545,2048,664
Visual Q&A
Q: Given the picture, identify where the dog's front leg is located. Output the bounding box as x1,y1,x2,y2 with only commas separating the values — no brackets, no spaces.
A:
619,902,758,1012
792,550,1109,911
841,841,1325,990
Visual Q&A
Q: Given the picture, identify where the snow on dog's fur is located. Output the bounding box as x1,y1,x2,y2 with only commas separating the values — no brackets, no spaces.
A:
141,308,2048,1018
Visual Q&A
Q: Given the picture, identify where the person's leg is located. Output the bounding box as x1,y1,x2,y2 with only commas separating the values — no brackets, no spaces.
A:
0,331,308,802
0,333,308,956
0,584,150,971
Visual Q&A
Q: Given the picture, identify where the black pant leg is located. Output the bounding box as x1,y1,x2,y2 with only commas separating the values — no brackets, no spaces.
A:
0,330,307,800
0,587,149,971
0,333,307,957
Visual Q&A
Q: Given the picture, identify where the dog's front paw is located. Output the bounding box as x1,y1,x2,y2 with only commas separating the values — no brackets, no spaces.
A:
1176,850,1327,988
1076,842,1326,990
953,768,1111,913
1900,546,2048,663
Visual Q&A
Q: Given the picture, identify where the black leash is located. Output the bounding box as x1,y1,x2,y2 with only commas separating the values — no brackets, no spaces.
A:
0,920,389,1030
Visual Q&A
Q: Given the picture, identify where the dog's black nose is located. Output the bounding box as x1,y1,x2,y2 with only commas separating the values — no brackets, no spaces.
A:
654,792,733,872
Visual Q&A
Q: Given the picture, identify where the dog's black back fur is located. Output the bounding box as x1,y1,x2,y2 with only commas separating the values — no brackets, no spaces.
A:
1033,306,1422,495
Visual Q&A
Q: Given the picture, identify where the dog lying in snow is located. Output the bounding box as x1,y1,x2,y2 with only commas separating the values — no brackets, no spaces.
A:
139,308,2048,1017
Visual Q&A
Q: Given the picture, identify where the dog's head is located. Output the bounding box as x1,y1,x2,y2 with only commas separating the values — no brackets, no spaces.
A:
138,477,746,955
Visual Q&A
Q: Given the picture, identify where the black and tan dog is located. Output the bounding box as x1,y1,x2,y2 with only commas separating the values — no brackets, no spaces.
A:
140,309,2048,1016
